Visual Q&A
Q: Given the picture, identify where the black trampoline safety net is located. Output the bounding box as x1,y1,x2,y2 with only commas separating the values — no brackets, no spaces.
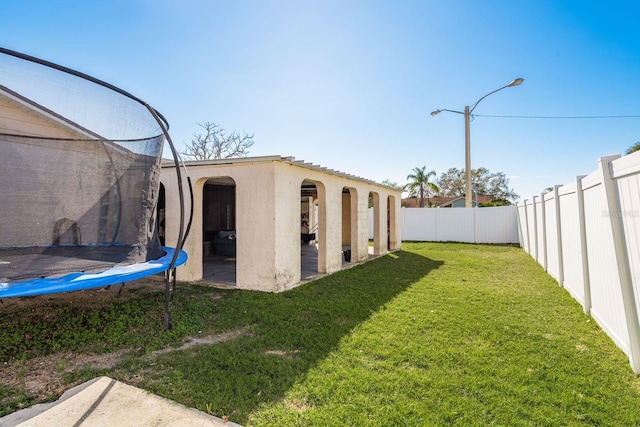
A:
0,48,167,284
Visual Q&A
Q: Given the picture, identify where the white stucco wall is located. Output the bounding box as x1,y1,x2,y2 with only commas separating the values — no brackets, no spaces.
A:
161,156,402,292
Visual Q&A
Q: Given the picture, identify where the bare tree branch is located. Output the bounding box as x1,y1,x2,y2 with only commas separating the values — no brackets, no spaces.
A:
180,121,255,160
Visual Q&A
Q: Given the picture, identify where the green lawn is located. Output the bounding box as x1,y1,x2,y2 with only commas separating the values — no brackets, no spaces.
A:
1,243,639,425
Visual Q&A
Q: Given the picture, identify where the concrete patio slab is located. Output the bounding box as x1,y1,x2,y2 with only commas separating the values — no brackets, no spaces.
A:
0,376,241,427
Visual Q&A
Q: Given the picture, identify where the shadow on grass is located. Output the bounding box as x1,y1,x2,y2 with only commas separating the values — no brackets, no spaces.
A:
127,250,443,422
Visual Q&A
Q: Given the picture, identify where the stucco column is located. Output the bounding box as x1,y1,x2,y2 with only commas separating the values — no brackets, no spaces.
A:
161,176,204,282
271,165,302,290
388,194,402,251
371,192,387,256
353,188,370,262
322,182,345,273
234,167,277,291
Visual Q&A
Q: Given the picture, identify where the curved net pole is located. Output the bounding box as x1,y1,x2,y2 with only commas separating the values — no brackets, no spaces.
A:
145,105,188,330
179,157,195,249
172,172,194,299
174,154,195,294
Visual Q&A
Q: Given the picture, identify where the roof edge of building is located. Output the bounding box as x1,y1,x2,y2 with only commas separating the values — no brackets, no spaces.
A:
162,155,401,192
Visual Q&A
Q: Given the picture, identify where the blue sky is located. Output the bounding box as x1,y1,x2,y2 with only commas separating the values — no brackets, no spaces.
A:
3,0,639,201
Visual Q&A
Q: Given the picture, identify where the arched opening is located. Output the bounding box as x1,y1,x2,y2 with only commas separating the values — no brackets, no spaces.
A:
342,187,355,264
369,191,381,255
202,176,236,286
301,179,320,279
387,194,396,251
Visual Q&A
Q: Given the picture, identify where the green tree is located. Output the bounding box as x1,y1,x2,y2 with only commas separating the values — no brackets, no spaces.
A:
625,141,640,155
437,167,518,203
380,179,403,191
479,197,512,207
405,166,439,207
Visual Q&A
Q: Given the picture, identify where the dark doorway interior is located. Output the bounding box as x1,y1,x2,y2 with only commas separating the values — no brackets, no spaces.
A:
202,179,236,286
203,182,236,242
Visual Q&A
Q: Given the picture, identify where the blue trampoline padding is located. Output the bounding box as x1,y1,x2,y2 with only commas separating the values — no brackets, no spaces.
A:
0,247,187,298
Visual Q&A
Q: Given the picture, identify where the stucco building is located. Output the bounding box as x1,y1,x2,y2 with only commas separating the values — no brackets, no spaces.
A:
161,156,402,292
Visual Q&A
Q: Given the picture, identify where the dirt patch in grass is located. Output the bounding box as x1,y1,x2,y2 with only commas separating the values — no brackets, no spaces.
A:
0,349,129,399
151,327,254,356
264,349,300,359
283,398,315,412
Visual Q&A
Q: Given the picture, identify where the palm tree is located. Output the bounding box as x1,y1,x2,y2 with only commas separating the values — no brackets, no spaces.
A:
406,166,439,207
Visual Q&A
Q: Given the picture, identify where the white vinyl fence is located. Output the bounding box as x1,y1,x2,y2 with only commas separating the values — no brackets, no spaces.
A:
516,152,640,374
402,205,519,243
368,205,519,244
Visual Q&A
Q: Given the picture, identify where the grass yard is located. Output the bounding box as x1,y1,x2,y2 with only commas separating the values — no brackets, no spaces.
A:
1,242,640,425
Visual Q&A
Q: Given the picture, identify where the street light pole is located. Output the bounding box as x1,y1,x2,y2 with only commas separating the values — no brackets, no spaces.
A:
464,105,471,208
431,78,524,208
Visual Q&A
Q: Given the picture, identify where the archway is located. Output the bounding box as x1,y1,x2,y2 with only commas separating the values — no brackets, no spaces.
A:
300,179,320,279
201,176,236,286
369,191,381,255
342,187,357,264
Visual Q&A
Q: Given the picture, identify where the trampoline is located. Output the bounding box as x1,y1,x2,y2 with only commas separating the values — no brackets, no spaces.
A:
0,47,192,328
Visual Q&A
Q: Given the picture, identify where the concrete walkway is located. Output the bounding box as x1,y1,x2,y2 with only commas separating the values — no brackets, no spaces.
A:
0,376,242,427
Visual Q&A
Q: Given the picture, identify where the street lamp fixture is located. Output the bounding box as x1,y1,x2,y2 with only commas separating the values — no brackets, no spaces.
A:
431,78,524,208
